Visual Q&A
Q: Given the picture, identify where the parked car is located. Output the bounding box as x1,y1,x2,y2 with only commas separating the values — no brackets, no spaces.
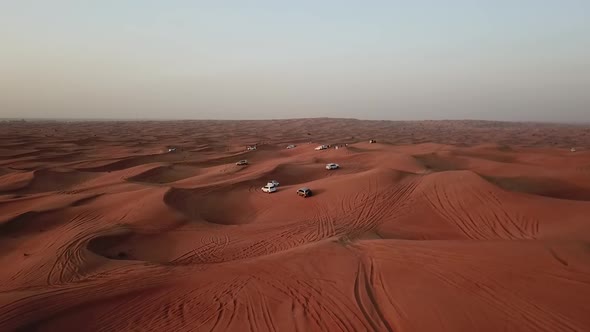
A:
315,145,328,151
297,187,313,197
325,163,339,170
167,147,177,152
261,183,277,193
269,180,280,187
236,160,248,166
247,146,257,151
286,144,296,149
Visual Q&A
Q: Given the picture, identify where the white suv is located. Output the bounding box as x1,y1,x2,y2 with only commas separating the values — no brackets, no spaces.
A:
261,183,277,193
326,163,339,170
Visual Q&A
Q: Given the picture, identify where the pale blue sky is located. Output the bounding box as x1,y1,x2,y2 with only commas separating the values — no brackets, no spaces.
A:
1,1,589,121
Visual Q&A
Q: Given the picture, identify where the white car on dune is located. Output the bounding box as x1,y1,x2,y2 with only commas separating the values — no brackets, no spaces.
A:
325,163,339,170
261,182,278,193
315,145,328,151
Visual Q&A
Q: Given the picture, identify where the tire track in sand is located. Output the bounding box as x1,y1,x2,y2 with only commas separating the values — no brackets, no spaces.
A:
46,210,104,285
422,175,539,240
421,263,582,332
353,258,394,332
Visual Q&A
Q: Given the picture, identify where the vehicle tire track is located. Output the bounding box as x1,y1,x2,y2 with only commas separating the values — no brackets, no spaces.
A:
353,259,394,332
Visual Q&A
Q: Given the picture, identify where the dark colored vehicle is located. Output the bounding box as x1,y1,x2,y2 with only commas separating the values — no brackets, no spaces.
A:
297,187,312,198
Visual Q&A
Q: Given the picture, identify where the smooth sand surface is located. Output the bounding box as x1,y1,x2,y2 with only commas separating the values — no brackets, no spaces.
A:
1,119,590,331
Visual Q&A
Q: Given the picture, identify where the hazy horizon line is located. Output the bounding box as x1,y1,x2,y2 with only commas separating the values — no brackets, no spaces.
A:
1,116,588,126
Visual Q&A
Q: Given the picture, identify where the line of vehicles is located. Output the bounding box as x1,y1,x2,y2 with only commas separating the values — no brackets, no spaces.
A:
171,141,373,198
257,162,338,197
261,180,313,197
237,142,354,198
236,163,332,197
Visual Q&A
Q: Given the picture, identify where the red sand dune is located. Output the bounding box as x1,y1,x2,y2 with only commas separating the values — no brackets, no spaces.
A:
1,119,590,331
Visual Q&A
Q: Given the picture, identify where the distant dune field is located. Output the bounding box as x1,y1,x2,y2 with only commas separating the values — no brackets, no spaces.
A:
1,119,590,331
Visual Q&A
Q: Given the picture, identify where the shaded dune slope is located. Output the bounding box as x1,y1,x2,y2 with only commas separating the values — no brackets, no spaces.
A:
127,164,201,184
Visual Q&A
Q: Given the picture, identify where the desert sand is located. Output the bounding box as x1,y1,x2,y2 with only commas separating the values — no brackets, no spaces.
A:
1,118,590,331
